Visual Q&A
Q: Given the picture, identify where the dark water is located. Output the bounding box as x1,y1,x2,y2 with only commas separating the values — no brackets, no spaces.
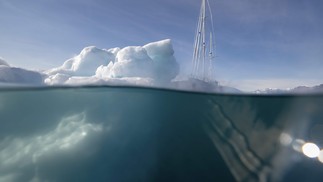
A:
0,86,323,182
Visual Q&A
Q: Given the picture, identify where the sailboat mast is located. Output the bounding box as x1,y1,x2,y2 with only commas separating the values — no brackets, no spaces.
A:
192,0,214,81
192,1,203,78
193,0,203,78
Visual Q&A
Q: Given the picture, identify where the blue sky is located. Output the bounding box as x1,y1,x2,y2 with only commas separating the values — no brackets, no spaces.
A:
1,0,323,90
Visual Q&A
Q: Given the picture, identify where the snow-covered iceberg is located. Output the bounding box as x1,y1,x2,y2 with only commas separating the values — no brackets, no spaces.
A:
45,39,179,86
0,59,43,85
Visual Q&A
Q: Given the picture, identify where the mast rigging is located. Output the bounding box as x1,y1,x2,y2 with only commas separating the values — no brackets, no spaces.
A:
191,0,215,82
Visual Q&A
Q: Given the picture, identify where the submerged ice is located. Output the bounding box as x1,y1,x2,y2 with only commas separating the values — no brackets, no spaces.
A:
0,88,163,181
1,86,323,181
0,113,103,182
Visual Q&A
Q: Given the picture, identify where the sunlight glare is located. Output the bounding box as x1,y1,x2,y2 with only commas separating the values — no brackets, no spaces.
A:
302,143,320,158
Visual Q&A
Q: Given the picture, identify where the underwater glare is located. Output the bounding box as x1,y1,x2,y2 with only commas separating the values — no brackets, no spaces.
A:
302,143,320,158
0,86,323,182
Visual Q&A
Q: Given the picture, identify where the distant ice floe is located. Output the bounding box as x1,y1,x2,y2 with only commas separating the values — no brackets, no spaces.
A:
0,58,9,67
0,57,44,85
0,66,44,85
254,85,323,94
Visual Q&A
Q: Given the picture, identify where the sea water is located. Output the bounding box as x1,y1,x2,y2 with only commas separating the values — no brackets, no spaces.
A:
0,86,323,182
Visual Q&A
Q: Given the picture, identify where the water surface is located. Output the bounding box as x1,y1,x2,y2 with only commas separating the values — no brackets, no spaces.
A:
0,86,323,181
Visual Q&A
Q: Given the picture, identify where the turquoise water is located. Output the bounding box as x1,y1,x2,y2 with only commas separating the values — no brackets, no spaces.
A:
0,86,323,182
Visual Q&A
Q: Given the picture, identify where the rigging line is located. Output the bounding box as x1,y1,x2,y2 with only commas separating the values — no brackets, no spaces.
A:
195,1,205,78
192,4,202,77
206,0,215,41
206,0,216,80
209,32,213,81
192,1,204,77
202,0,207,80
206,0,216,59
